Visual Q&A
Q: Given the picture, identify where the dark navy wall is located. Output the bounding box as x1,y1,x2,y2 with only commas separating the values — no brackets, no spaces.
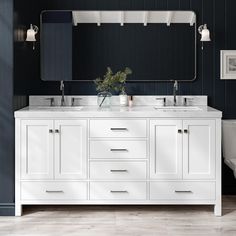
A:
0,0,231,215
0,0,15,215
13,0,236,116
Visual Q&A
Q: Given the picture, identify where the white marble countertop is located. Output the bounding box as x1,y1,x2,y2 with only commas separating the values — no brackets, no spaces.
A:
14,105,222,118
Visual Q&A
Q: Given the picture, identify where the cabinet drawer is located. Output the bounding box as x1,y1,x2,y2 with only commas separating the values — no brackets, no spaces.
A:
90,182,147,200
150,182,215,200
90,140,147,159
21,182,87,200
90,119,147,138
90,161,146,180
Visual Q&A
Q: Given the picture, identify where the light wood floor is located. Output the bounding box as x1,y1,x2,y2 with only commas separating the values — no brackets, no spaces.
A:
1,196,236,236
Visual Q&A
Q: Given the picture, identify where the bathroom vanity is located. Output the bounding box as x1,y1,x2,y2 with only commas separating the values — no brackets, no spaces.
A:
15,96,222,216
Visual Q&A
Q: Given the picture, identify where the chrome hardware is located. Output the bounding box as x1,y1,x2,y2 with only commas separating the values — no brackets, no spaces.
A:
45,97,55,106
55,129,60,133
71,97,82,106
110,169,128,172
110,128,128,131
183,97,194,106
46,190,64,193
173,80,178,106
49,129,54,133
110,149,128,152
175,190,192,193
178,129,182,134
156,97,166,106
110,190,128,193
60,81,66,106
184,129,188,134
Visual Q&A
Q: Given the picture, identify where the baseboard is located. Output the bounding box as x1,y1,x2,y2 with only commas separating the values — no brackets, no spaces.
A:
0,203,15,216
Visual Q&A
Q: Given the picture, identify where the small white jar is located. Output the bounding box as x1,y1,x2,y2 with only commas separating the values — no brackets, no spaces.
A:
119,91,128,106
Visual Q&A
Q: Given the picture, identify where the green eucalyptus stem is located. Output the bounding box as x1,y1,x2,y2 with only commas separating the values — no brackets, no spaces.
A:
99,94,107,107
94,67,132,104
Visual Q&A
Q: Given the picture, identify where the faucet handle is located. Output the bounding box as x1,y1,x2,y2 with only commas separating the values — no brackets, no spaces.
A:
183,97,194,106
71,97,82,106
156,97,166,106
45,97,55,106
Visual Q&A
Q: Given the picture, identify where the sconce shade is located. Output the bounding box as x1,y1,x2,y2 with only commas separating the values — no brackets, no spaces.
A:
201,28,211,41
26,24,38,42
199,24,211,42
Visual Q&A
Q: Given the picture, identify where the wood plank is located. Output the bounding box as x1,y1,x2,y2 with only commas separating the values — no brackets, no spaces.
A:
0,196,236,236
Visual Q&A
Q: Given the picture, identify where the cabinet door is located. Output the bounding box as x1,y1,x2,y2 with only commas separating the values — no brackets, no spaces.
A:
54,120,87,179
21,120,54,180
150,120,183,179
183,120,215,179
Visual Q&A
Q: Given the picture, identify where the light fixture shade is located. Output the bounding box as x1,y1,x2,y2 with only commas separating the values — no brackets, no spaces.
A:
200,24,211,42
26,24,38,42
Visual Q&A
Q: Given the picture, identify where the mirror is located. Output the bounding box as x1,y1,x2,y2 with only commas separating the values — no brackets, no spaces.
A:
41,11,196,82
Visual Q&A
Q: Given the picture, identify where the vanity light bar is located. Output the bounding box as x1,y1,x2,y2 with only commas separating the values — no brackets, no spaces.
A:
72,11,196,27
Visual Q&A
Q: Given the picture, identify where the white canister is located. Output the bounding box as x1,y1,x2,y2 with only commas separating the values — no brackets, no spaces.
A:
119,92,128,106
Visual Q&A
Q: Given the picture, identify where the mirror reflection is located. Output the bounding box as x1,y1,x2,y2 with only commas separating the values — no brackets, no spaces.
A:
41,11,196,82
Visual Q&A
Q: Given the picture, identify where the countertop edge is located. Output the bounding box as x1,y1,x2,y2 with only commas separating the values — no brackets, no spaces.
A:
14,106,222,118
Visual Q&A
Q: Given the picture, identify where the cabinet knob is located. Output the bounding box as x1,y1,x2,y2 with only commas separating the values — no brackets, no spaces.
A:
184,129,188,134
49,129,54,133
178,129,182,134
55,129,60,133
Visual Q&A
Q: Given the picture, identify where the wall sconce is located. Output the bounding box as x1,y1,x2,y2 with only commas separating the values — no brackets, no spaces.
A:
198,24,211,50
26,24,39,50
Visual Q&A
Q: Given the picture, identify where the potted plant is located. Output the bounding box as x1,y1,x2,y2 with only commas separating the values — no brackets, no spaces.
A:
94,67,132,107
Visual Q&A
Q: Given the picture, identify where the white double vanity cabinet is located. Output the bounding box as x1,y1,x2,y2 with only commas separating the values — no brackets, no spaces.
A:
15,96,222,216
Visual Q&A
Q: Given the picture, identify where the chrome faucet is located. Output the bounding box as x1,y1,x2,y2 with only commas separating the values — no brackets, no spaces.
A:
60,81,65,106
173,80,178,106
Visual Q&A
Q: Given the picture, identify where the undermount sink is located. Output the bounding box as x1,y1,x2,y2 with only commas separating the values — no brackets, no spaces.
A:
29,106,83,111
154,106,202,112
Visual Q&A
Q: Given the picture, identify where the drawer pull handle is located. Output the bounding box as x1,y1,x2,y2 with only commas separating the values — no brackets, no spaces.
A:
46,190,64,193
110,149,128,152
110,190,128,193
175,190,192,193
110,169,128,172
110,128,128,131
